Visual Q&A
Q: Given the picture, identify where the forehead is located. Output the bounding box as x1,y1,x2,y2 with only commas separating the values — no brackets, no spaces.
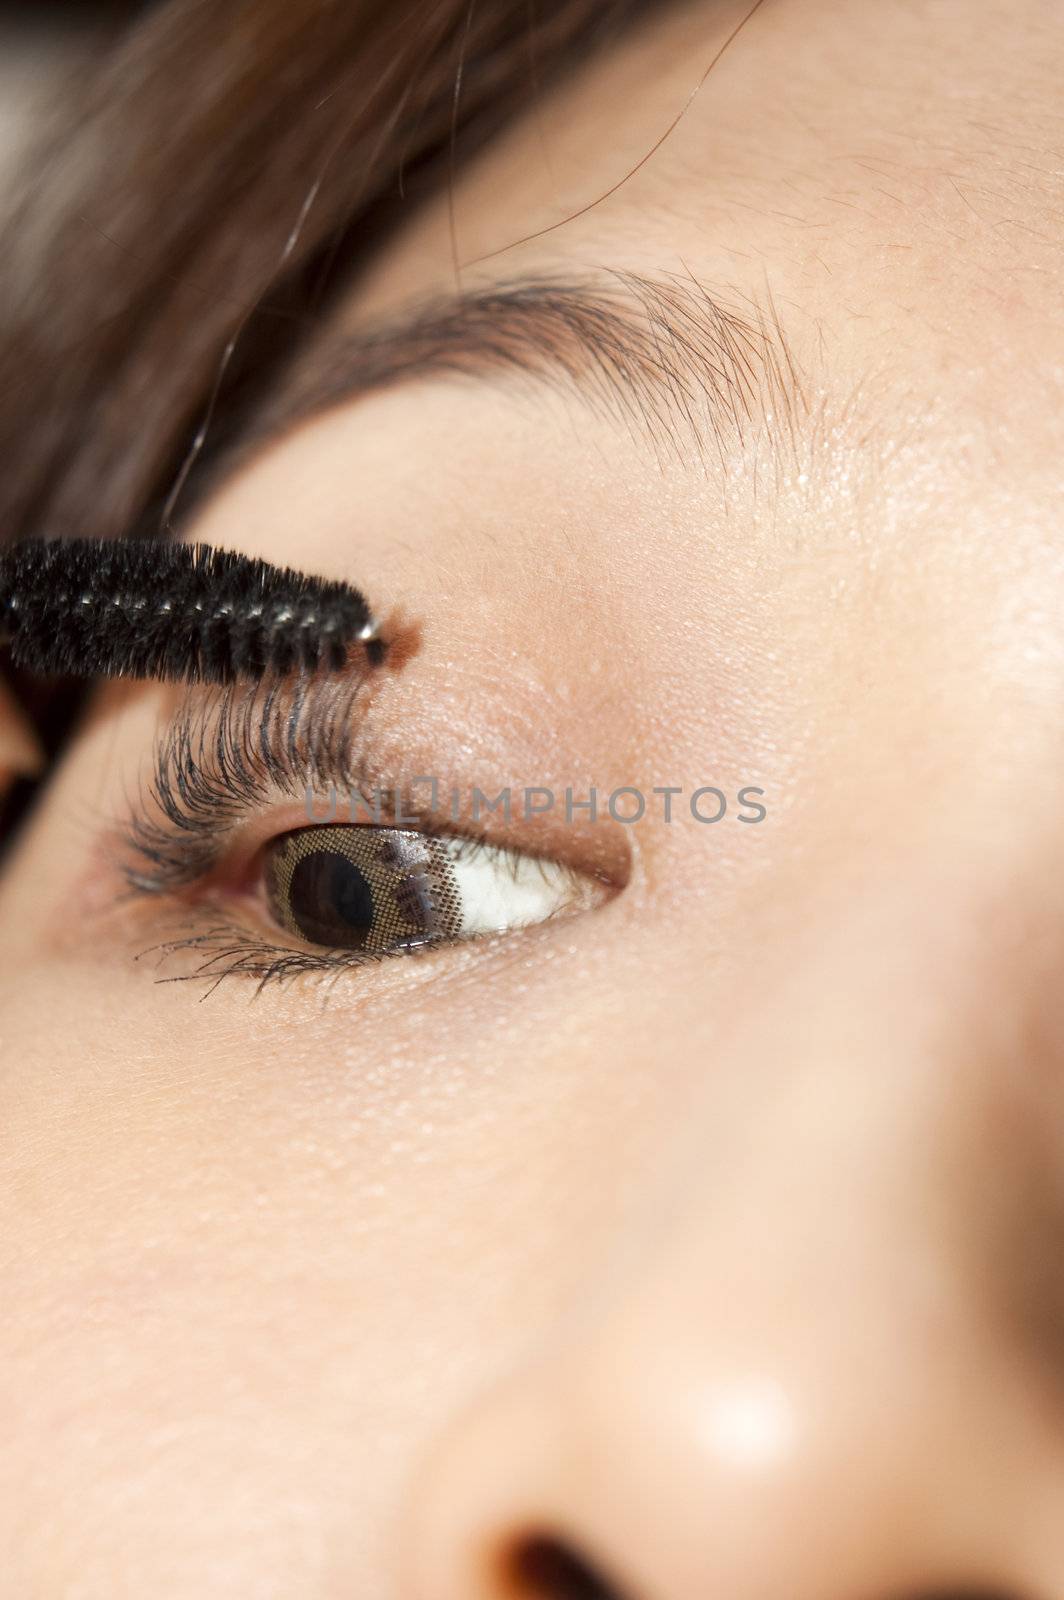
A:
187,0,1064,799
353,0,1064,428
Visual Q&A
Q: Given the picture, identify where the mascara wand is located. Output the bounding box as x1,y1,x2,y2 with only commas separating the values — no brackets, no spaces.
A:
0,539,382,686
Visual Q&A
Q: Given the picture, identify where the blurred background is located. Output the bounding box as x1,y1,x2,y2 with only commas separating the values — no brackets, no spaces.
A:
0,3,145,195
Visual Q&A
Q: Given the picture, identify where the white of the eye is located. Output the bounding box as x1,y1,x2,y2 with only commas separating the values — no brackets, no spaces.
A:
437,841,589,936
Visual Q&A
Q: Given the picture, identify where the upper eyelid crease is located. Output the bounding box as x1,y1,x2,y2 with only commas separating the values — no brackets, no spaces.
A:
197,267,810,499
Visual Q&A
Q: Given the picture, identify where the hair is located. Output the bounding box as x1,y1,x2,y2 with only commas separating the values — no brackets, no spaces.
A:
0,0,661,549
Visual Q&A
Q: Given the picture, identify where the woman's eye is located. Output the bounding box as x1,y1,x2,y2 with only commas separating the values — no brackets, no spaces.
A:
263,825,599,955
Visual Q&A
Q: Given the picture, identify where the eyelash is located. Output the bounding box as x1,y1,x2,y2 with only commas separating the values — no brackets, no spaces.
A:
121,674,375,895
138,916,394,996
116,676,599,996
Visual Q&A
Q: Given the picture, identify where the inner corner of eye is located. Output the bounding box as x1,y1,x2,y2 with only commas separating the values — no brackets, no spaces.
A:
260,824,610,955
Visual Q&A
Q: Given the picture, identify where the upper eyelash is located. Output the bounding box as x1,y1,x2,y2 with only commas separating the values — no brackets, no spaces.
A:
115,676,435,994
120,672,385,895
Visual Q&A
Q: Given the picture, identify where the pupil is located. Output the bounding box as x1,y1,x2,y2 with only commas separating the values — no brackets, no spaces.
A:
288,849,376,948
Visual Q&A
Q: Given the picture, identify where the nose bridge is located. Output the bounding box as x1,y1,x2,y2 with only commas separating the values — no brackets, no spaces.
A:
582,944,957,1391
405,847,1064,1600
630,835,1064,1397
551,961,999,1561
636,838,1036,1257
662,820,1064,1193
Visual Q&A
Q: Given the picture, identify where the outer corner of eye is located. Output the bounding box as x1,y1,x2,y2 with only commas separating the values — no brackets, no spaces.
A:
261,824,612,957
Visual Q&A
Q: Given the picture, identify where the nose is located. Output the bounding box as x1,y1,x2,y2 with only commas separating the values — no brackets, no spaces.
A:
404,857,1064,1600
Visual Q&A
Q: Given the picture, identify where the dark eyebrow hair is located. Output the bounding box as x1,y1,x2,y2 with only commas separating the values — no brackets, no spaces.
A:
198,268,809,500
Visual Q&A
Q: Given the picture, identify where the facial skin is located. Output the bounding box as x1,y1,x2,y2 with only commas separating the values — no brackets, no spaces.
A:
3,0,1064,1593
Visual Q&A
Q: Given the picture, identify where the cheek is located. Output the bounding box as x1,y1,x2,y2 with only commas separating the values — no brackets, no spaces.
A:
0,926,686,1580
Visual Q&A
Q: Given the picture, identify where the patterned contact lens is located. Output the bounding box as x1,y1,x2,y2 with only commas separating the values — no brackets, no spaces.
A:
265,827,464,953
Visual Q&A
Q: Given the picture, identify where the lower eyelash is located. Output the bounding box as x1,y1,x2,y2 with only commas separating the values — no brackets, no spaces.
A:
133,917,419,999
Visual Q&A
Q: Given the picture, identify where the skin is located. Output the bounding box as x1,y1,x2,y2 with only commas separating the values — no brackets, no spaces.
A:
0,677,41,789
2,0,1064,1593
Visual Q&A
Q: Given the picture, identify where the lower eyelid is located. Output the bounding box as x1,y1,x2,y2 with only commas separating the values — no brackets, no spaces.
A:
131,897,590,998
117,849,610,997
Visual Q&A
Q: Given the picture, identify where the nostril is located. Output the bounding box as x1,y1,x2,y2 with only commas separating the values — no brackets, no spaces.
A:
503,1533,631,1600
499,1543,1029,1600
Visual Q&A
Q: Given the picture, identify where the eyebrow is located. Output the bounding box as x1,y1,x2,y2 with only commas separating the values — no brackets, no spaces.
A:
202,268,809,496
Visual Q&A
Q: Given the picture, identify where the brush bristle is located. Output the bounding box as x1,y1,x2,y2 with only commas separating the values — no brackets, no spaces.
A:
0,539,379,685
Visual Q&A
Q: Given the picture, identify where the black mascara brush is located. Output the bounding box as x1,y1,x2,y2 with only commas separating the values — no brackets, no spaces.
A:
0,539,382,685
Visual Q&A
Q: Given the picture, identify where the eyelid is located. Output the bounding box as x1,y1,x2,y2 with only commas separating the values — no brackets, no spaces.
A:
115,674,631,901
84,671,631,992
